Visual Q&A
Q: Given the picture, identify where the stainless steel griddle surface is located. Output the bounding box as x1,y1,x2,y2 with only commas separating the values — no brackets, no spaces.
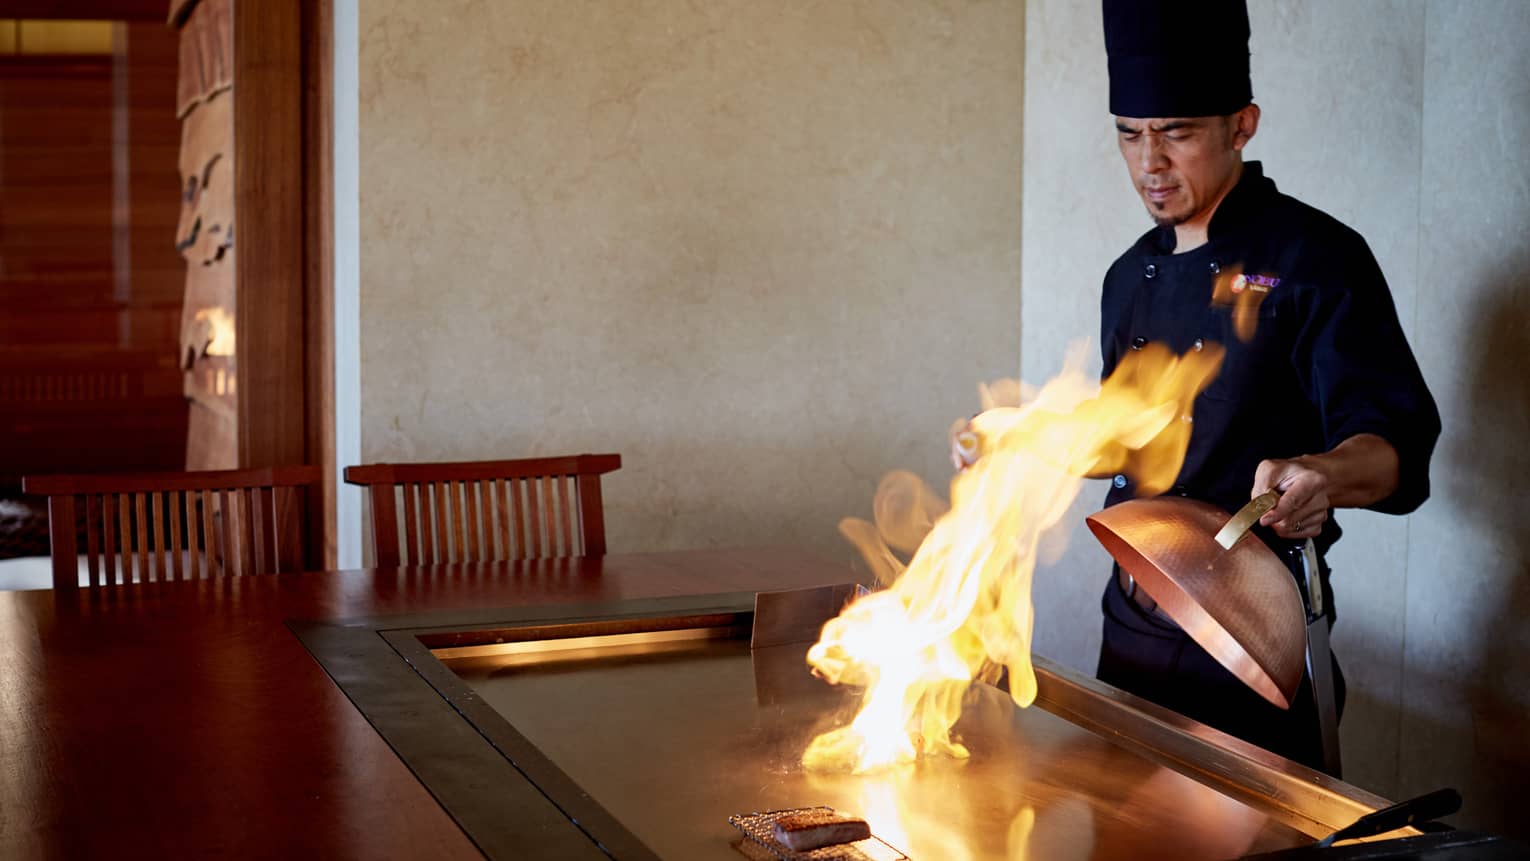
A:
441,634,1322,860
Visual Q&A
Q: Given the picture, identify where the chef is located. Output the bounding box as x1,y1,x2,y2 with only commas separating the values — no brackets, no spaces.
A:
1093,0,1440,771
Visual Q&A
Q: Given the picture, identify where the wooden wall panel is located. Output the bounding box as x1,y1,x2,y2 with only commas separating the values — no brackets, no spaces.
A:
117,22,183,313
0,59,115,334
232,0,305,475
303,0,336,566
229,0,307,565
0,25,186,490
0,34,182,349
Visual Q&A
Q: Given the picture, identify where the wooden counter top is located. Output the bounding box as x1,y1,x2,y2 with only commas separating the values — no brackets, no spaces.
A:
0,547,852,859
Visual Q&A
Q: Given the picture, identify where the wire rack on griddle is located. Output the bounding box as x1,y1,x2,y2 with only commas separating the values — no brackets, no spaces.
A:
728,807,909,861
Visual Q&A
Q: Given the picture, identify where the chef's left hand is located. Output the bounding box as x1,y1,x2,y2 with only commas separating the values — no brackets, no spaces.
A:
1252,457,1330,540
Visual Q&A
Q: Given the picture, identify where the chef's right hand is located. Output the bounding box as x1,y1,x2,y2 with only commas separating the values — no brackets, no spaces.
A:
949,417,981,472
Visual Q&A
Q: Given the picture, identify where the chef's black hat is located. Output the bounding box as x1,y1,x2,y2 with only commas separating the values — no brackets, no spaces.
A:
1103,0,1252,118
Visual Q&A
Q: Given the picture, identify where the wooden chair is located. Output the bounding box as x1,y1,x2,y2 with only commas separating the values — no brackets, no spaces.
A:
23,466,321,589
343,454,621,566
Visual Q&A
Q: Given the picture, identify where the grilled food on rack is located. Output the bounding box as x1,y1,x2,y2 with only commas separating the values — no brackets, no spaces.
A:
770,810,872,851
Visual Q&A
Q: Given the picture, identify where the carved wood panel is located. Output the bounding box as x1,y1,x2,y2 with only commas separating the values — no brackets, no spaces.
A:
173,0,236,470
173,0,229,118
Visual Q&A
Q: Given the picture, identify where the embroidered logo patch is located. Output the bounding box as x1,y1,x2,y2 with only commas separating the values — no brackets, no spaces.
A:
1231,273,1281,294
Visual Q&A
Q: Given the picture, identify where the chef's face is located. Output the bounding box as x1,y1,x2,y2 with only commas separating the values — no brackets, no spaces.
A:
1115,105,1259,228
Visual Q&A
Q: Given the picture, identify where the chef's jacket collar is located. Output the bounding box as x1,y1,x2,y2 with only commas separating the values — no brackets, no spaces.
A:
1149,160,1275,254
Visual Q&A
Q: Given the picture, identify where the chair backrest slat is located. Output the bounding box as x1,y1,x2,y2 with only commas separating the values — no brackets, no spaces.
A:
241,489,257,577
134,494,149,582
199,489,216,579
24,466,320,589
463,480,481,560
46,495,79,589
412,483,430,564
476,481,492,558
237,489,250,576
543,477,558,555
250,487,268,576
84,495,101,586
216,487,233,577
426,482,443,562
368,483,400,568
534,476,551,556
262,489,273,575
451,482,469,562
164,492,176,580
264,489,283,575
148,495,165,584
491,478,510,559
523,477,543,558
510,477,527,559
422,486,440,565
180,491,194,579
398,483,418,566
344,455,619,566
576,473,607,556
168,491,185,581
117,494,135,583
450,481,465,561
557,475,576,555
102,493,118,585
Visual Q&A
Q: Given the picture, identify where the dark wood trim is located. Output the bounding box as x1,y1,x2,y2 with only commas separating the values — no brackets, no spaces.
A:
303,0,336,568
0,0,167,20
233,0,304,472
230,0,331,570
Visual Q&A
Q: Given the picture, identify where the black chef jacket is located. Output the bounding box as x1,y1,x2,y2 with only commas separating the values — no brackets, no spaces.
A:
1099,161,1441,557
1093,161,1441,772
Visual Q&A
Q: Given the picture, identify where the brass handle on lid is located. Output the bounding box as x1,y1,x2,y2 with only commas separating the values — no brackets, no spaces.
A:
1214,490,1280,550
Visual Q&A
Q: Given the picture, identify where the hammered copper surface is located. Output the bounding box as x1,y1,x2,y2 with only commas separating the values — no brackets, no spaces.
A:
443,637,1323,861
1086,497,1307,709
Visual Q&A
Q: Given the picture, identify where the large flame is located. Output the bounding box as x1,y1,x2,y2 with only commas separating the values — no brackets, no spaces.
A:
804,341,1223,773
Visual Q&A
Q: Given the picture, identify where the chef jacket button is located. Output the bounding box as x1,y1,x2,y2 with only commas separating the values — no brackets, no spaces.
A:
1131,336,1147,351
1113,474,1128,489
1192,338,1204,351
1144,263,1158,279
1208,261,1221,275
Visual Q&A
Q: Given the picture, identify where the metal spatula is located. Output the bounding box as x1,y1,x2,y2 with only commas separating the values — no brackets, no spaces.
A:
1314,788,1462,847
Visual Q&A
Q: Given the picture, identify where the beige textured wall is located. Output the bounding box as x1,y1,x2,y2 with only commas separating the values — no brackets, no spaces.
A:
359,3,1024,555
1021,0,1530,837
